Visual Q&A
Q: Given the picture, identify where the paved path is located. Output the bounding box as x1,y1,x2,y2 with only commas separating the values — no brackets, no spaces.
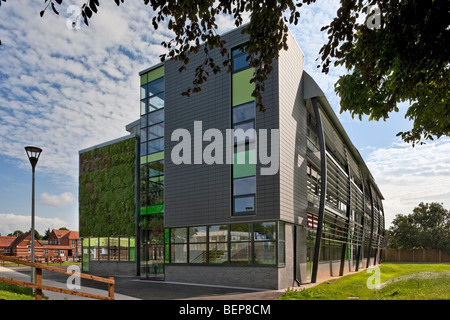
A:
0,265,289,300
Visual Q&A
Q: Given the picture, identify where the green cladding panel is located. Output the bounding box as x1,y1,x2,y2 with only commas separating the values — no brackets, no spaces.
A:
141,205,164,215
233,149,256,178
232,68,255,107
141,66,164,85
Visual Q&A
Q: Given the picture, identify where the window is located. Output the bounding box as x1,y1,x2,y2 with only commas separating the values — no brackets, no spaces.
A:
233,176,256,196
232,46,251,72
148,77,164,96
148,138,164,153
278,222,285,265
233,101,255,123
253,222,276,264
189,227,207,263
170,228,187,263
232,46,256,216
148,160,164,177
234,121,255,145
149,92,164,111
234,196,255,213
148,123,164,140
208,225,228,263
230,224,251,263
148,109,164,125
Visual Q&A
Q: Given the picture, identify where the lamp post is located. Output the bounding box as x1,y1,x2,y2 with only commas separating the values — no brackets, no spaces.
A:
25,146,42,286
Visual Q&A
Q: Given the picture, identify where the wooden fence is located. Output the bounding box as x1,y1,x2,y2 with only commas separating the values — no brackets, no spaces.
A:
0,255,114,300
382,249,450,263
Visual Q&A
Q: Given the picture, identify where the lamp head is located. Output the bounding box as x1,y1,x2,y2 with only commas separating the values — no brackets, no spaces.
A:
25,146,42,169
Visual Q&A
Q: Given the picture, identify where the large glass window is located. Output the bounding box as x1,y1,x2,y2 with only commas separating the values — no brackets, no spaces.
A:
148,123,164,140
149,92,164,111
148,77,164,96
233,176,256,196
232,46,251,72
234,196,255,213
170,228,187,263
140,67,165,280
149,109,164,125
230,223,251,263
148,138,164,154
233,101,255,123
232,46,256,216
208,225,228,264
253,222,276,264
189,227,207,263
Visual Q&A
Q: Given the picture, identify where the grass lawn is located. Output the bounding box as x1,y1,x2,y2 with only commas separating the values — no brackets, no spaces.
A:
0,283,35,300
278,263,450,300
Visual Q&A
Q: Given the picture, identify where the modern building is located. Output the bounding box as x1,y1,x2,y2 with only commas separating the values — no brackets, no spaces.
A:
79,26,385,289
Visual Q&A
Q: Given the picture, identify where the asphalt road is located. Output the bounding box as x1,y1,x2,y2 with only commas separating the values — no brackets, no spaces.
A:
1,266,284,300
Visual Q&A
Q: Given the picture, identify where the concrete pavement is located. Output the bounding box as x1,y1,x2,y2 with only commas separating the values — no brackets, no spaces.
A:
0,265,288,300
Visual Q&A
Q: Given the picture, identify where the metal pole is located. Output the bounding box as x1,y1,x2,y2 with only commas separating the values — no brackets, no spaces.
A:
311,97,327,284
31,166,36,286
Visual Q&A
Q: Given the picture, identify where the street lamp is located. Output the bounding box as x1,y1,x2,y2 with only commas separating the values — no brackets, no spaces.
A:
25,146,42,286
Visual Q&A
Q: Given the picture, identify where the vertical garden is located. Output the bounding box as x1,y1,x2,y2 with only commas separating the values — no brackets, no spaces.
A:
79,137,136,237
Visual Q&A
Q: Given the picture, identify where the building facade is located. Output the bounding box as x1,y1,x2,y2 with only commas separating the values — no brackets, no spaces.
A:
80,26,385,289
0,230,81,259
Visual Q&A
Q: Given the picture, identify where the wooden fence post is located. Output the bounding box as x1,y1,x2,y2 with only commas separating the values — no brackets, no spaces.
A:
108,277,115,300
35,267,43,300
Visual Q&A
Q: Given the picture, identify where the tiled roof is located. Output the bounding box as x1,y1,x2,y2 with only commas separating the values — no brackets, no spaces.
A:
0,236,16,247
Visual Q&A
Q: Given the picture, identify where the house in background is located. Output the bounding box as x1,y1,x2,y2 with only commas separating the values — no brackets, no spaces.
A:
43,229,81,258
0,236,17,255
1,233,44,257
0,229,81,259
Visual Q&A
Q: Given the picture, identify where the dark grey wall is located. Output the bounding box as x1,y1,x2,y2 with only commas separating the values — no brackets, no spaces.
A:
164,27,280,228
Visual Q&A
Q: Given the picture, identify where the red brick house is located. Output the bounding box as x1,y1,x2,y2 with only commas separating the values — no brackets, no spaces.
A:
43,229,81,258
0,229,81,260
0,233,44,258
0,236,16,255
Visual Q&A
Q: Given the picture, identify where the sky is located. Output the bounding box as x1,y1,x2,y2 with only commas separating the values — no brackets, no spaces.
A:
0,0,449,236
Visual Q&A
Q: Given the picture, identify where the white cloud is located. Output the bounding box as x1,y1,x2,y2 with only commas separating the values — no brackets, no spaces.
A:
0,213,70,236
0,0,161,180
365,137,450,227
40,192,75,207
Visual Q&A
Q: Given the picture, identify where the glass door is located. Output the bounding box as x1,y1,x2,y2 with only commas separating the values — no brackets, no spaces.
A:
140,214,165,280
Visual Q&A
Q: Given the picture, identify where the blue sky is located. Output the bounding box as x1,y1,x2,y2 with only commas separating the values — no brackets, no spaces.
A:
0,0,449,236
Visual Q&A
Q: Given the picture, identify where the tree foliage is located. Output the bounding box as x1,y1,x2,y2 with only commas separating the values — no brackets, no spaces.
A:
388,202,450,252
330,0,450,146
2,0,448,144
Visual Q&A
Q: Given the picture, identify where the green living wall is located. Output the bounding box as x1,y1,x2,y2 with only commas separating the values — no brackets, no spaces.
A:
79,137,136,237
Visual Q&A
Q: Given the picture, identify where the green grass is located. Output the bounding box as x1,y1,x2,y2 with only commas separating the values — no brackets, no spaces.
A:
0,283,35,300
278,263,450,300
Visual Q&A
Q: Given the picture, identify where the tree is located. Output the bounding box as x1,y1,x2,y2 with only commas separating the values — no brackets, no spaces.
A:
388,202,450,251
43,228,51,240
330,0,450,146
7,230,24,237
2,0,448,145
